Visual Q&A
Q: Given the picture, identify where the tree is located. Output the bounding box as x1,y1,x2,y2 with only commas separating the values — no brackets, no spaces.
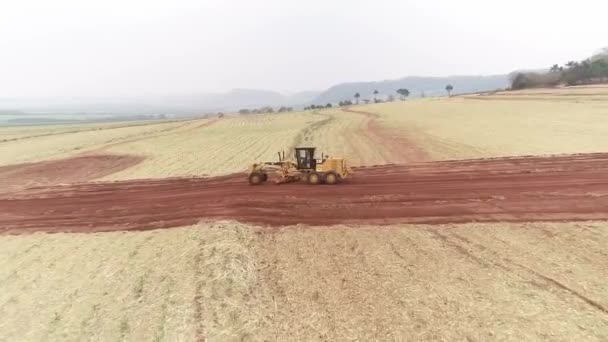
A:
238,109,250,115
591,59,608,78
258,106,274,113
550,64,561,73
326,103,332,108
396,88,410,100
373,89,379,101
354,92,361,104
445,84,454,97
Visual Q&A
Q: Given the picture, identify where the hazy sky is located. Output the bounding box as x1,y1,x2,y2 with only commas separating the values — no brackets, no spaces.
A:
1,0,606,97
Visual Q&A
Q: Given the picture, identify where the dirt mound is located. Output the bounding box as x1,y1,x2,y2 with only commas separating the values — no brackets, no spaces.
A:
2,153,608,234
0,154,144,193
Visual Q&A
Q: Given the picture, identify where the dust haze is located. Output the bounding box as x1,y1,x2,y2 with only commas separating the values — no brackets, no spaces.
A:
1,0,606,98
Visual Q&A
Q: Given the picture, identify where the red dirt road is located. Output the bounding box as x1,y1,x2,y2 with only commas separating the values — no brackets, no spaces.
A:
2,153,608,234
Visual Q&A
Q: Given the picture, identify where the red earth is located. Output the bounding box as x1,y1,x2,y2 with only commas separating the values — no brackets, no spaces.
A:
1,153,608,234
0,154,144,193
342,108,429,163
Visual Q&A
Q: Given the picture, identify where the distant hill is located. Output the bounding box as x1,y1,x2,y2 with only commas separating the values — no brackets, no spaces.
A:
311,75,510,104
154,89,321,113
0,75,509,123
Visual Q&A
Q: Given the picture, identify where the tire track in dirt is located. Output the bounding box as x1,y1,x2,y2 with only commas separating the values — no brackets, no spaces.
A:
428,228,608,316
288,111,333,150
340,107,429,163
193,236,207,342
2,153,608,234
514,262,608,315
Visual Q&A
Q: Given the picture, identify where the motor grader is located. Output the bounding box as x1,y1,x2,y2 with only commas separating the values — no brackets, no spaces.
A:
248,147,351,185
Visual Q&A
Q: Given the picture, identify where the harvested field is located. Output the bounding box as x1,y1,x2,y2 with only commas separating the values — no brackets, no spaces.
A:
0,119,192,166
364,86,608,160
1,222,607,341
2,153,608,233
99,111,331,181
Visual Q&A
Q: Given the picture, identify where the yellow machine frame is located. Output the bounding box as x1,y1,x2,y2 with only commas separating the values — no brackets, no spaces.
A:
248,147,351,185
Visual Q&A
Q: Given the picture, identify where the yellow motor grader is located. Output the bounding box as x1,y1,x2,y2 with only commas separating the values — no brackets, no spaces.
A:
248,147,351,185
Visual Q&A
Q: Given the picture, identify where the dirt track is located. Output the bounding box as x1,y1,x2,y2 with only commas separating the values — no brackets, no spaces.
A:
342,108,429,163
2,153,608,233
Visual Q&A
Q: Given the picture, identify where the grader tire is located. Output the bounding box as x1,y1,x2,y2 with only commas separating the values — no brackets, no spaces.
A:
248,172,264,185
308,172,321,185
325,172,338,185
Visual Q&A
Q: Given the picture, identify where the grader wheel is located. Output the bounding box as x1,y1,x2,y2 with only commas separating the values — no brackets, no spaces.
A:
248,172,264,185
308,172,321,185
325,172,338,185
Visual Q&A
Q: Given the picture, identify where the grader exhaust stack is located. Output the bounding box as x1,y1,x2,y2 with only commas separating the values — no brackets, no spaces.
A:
248,147,351,185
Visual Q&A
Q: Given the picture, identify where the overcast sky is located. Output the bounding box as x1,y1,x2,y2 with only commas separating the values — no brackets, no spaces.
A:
1,0,606,97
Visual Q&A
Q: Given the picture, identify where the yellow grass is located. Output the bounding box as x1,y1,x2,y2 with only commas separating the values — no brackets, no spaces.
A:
0,120,191,166
363,87,608,160
1,222,607,341
0,120,171,142
102,112,325,180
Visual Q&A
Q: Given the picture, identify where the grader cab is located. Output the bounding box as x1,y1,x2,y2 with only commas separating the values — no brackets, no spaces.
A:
248,147,351,185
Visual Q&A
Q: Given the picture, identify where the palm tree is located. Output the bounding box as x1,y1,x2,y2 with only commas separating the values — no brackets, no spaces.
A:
445,84,454,97
396,88,410,100
354,92,360,104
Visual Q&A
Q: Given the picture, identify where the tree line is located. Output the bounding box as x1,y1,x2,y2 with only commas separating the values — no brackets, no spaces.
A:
346,86,454,105
511,48,608,89
237,84,458,115
238,106,293,115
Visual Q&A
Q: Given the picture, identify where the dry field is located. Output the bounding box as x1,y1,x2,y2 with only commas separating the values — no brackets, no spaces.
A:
1,86,608,341
0,120,191,166
1,222,607,341
364,85,608,160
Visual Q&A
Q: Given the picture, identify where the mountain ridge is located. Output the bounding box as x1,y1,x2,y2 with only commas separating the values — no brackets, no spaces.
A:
0,74,510,123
